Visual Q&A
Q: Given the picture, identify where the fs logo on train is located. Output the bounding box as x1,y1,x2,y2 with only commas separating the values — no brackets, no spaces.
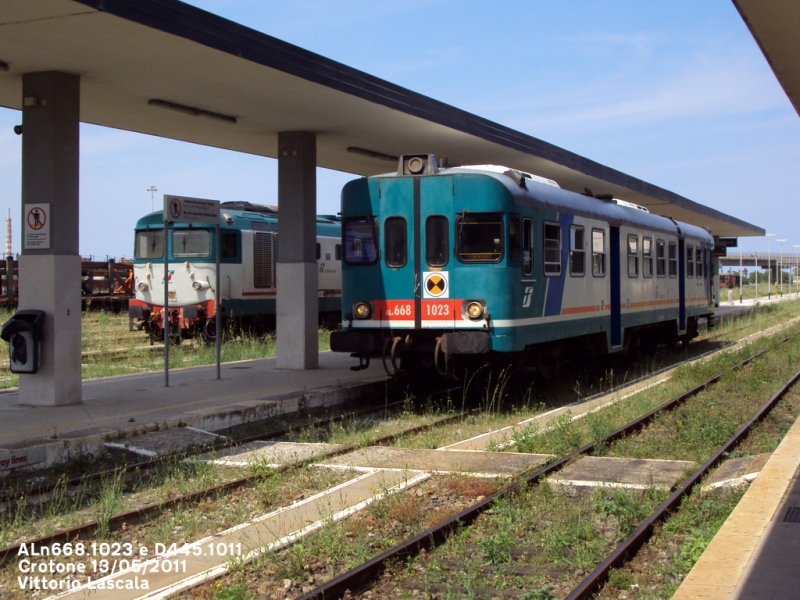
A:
423,272,448,299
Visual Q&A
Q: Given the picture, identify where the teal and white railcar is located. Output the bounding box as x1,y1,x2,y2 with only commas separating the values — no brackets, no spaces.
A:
130,202,342,340
331,154,714,377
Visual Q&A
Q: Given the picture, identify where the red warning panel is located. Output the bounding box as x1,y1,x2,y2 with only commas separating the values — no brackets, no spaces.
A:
375,300,415,321
421,299,458,320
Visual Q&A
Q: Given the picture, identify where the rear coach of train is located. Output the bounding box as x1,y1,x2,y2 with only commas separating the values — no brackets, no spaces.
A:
331,154,714,377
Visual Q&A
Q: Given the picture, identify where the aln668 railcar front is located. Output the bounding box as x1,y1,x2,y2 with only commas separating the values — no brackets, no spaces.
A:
331,154,714,377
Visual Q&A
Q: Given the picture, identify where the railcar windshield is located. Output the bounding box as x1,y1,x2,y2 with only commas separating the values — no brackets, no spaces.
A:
172,229,210,258
344,217,378,265
134,230,163,259
456,213,503,263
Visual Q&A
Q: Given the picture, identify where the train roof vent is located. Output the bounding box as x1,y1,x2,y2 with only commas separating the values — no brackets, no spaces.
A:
398,154,439,176
221,201,279,214
454,164,560,188
611,198,650,212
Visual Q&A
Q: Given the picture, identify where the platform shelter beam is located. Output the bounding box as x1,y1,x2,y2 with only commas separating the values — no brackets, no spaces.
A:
18,71,82,406
276,131,318,369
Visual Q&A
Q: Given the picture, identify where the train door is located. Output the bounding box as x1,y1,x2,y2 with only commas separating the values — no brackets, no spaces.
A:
419,176,455,329
378,178,415,329
610,226,622,348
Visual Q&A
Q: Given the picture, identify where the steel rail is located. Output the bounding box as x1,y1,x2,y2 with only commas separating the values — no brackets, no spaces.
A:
0,392,403,502
565,366,800,599
0,397,471,568
294,343,776,600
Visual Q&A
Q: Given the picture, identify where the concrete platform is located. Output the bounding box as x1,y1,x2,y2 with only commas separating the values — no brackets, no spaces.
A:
673,413,800,600
0,351,386,474
320,446,552,477
548,456,695,495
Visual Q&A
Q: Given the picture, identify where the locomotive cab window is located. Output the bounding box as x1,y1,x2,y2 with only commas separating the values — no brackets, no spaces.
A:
384,217,407,268
686,244,695,277
656,239,666,277
592,229,606,277
135,230,163,260
627,234,639,278
426,215,449,267
642,237,653,278
456,213,503,263
344,217,378,266
222,231,239,260
522,218,533,276
172,229,210,258
569,225,585,276
543,222,561,276
696,247,703,277
668,242,678,277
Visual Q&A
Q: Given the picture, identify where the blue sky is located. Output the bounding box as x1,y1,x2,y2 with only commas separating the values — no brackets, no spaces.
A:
0,0,797,259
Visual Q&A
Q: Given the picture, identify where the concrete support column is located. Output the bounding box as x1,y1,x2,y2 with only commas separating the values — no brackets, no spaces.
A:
19,71,81,405
276,131,318,369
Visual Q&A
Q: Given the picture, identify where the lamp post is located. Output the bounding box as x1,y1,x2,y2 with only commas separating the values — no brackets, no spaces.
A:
778,239,787,297
739,245,743,304
754,251,758,301
147,185,158,213
794,245,800,297
767,233,777,298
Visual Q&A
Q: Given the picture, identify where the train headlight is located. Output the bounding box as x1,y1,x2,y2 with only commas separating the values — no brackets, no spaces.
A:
137,282,149,292
192,281,211,291
354,302,373,320
465,300,485,320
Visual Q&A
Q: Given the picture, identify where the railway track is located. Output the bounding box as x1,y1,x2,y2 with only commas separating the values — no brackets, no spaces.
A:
294,335,794,600
1,317,796,598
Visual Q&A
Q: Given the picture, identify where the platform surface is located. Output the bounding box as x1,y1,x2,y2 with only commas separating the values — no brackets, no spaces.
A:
0,351,386,468
673,411,800,600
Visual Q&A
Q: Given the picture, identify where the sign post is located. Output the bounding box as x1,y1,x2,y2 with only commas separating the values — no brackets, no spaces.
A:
162,195,222,386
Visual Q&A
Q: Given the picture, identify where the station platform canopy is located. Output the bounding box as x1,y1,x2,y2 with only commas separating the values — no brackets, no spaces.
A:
734,0,800,120
0,0,762,238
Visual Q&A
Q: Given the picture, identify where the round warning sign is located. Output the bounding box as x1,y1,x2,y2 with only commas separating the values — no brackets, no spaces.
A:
27,206,46,230
423,271,449,298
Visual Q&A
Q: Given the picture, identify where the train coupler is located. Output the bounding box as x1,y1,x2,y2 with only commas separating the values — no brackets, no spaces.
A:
350,354,370,371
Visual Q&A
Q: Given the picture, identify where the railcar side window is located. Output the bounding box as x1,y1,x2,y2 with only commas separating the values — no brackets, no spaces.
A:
456,213,503,263
172,229,210,258
522,218,533,276
135,230,163,259
425,215,449,267
335,244,342,261
668,242,678,277
509,217,521,262
344,217,378,265
656,239,666,277
592,229,606,277
569,225,585,276
686,244,695,277
643,237,653,278
384,217,407,268
696,247,703,277
543,222,561,276
627,234,639,278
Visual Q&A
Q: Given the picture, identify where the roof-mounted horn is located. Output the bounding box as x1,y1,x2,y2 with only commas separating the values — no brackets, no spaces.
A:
398,154,439,176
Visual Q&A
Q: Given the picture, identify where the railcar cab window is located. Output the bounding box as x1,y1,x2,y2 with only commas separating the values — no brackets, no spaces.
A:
425,216,449,267
569,225,585,276
172,229,210,258
508,217,521,263
592,229,606,277
135,230,163,259
656,239,666,277
384,217,407,268
696,247,703,277
668,242,678,277
456,213,503,263
543,222,561,276
686,244,695,277
522,218,533,276
344,217,378,265
627,234,639,277
643,237,653,278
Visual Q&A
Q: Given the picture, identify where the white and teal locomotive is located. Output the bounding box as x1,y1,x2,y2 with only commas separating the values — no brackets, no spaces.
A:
331,154,714,378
